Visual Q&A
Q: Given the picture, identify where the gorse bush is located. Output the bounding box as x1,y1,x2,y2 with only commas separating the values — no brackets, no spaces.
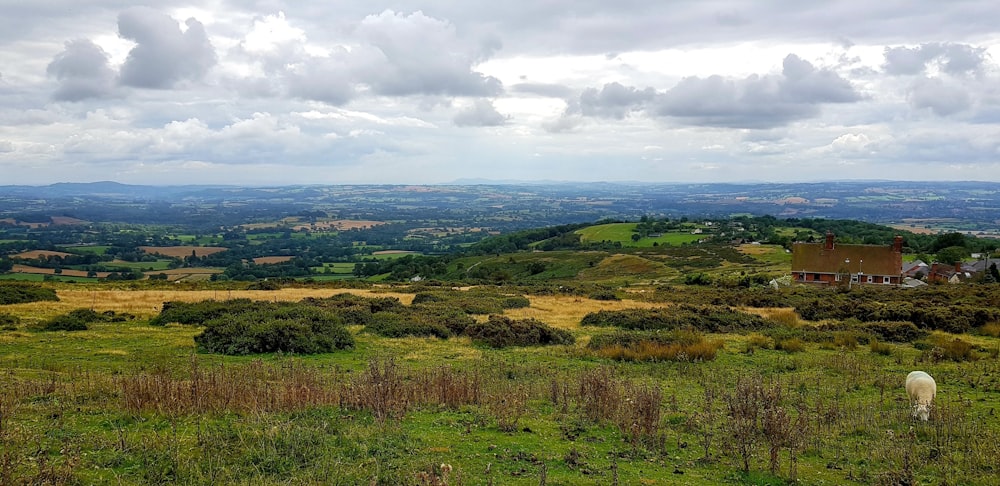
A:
465,315,574,348
0,283,58,305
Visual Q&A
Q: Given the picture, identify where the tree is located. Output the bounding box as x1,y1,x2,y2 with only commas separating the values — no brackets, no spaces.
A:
931,232,966,252
936,246,968,266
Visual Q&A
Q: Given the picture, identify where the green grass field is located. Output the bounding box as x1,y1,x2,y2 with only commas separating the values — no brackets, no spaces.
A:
59,245,111,255
576,223,705,248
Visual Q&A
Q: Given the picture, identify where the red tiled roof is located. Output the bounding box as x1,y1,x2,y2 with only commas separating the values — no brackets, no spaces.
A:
792,242,902,276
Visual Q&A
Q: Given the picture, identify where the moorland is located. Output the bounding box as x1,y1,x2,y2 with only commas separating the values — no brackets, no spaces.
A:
1,181,999,485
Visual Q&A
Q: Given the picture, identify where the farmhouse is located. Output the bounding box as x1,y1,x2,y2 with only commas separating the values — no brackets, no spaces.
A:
791,232,903,286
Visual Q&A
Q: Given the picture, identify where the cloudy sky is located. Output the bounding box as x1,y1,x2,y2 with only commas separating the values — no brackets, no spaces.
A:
2,1,1000,185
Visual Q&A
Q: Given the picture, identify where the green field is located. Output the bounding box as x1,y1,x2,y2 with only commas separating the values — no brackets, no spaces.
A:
311,262,357,274
59,245,111,255
576,223,704,247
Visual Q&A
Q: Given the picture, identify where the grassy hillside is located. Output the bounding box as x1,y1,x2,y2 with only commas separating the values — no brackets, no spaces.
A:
1,284,998,484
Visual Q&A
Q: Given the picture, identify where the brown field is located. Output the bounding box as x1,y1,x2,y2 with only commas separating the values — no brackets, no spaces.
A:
13,250,74,259
50,216,89,225
889,224,938,235
291,219,385,231
154,267,223,282
0,219,48,228
253,256,295,264
11,264,110,278
139,246,228,258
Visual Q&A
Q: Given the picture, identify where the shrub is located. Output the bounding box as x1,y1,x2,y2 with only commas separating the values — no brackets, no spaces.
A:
746,333,773,350
0,312,19,330
860,321,926,343
150,299,264,326
869,340,893,356
0,283,59,305
588,290,620,301
501,295,531,309
587,331,723,362
195,311,353,355
36,308,129,331
465,315,574,348
923,334,978,362
364,311,451,339
978,322,1000,337
775,338,805,353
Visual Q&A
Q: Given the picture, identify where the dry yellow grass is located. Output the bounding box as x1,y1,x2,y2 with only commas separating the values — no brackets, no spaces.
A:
741,307,800,327
2,288,419,322
499,295,667,329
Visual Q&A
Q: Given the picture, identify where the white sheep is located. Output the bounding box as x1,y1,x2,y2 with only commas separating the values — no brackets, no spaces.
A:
905,371,936,421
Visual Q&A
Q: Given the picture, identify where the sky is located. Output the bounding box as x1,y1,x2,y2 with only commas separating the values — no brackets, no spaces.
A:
2,1,1000,186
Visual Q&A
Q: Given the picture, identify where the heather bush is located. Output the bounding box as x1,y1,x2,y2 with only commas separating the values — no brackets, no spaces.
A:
465,315,574,348
35,308,132,331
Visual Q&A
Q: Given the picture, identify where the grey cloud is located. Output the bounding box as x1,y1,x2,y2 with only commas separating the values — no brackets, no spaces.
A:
579,82,655,119
285,49,357,105
46,39,116,100
909,77,970,116
511,83,574,99
118,7,216,88
453,99,508,127
353,10,501,97
654,54,860,129
883,43,988,76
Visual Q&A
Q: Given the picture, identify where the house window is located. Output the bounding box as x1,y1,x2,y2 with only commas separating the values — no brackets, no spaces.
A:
835,274,842,282
851,274,859,283
866,275,873,283
883,276,891,284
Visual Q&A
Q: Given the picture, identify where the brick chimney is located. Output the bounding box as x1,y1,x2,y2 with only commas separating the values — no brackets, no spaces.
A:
893,235,903,253
955,262,962,273
824,231,834,250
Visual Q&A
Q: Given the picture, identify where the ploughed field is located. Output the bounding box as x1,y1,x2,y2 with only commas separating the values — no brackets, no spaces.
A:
1,283,999,485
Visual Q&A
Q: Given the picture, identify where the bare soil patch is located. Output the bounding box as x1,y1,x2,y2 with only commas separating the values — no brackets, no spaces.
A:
253,256,295,264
